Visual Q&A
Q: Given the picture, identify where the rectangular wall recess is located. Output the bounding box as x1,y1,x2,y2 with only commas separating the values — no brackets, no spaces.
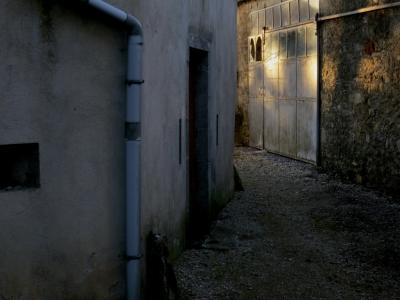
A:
0,143,40,190
179,118,182,165
216,114,219,146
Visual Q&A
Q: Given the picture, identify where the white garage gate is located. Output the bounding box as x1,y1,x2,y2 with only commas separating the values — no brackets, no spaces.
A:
248,0,319,163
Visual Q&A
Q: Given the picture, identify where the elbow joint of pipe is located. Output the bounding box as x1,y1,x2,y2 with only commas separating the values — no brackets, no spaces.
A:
83,0,143,37
126,15,143,36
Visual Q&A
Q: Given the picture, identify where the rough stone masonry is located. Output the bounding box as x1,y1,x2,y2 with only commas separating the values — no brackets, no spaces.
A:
320,0,400,194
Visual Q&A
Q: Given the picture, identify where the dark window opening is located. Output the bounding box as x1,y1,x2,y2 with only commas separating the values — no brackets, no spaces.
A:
0,143,40,190
256,37,263,61
250,39,256,62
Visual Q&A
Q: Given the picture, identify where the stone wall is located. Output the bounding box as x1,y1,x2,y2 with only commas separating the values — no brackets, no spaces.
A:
320,1,400,194
237,0,271,145
237,1,253,145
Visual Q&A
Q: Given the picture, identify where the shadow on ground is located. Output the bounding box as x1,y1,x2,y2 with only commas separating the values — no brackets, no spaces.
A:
174,147,400,299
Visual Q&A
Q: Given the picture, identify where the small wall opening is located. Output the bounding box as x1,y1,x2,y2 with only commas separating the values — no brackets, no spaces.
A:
0,143,40,190
250,39,256,62
256,37,263,61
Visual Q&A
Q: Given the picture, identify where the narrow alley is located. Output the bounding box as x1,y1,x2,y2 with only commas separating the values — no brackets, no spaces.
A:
175,148,400,299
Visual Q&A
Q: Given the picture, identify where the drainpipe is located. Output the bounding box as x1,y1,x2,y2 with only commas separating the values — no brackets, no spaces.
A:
317,1,400,22
315,13,321,166
80,1,143,299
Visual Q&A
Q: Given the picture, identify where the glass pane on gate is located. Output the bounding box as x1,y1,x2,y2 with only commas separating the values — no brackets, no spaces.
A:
271,32,279,57
297,27,306,57
251,13,258,36
290,0,299,24
299,0,310,22
273,6,281,28
266,8,273,30
281,3,290,26
287,30,296,58
259,10,266,34
279,32,287,59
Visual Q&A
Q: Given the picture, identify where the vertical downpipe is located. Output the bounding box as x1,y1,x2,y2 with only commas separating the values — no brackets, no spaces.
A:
315,13,322,166
79,1,143,298
126,33,143,300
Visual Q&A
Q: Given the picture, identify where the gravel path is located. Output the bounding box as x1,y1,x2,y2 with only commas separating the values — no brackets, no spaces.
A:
174,147,400,300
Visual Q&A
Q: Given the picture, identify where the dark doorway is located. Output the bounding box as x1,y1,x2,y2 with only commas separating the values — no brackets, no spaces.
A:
187,47,209,246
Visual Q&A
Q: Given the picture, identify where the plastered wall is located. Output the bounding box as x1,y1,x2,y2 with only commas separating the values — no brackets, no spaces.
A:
0,0,236,298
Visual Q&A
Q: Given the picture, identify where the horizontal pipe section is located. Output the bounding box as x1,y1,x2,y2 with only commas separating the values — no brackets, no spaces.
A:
86,0,143,34
87,0,128,22
318,2,400,22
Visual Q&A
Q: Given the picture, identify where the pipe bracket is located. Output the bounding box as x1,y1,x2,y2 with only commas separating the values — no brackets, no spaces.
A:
125,255,142,261
125,122,141,141
126,80,145,86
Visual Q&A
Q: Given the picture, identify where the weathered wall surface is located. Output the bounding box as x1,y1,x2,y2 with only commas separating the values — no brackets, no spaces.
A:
133,0,237,256
236,0,265,145
0,1,127,299
0,0,236,299
320,1,400,193
237,1,251,145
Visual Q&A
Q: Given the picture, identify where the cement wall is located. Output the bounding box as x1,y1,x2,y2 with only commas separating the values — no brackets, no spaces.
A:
135,0,237,255
0,0,236,298
319,0,400,194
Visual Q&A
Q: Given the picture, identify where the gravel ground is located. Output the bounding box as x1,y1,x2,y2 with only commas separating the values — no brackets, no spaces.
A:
174,147,400,300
